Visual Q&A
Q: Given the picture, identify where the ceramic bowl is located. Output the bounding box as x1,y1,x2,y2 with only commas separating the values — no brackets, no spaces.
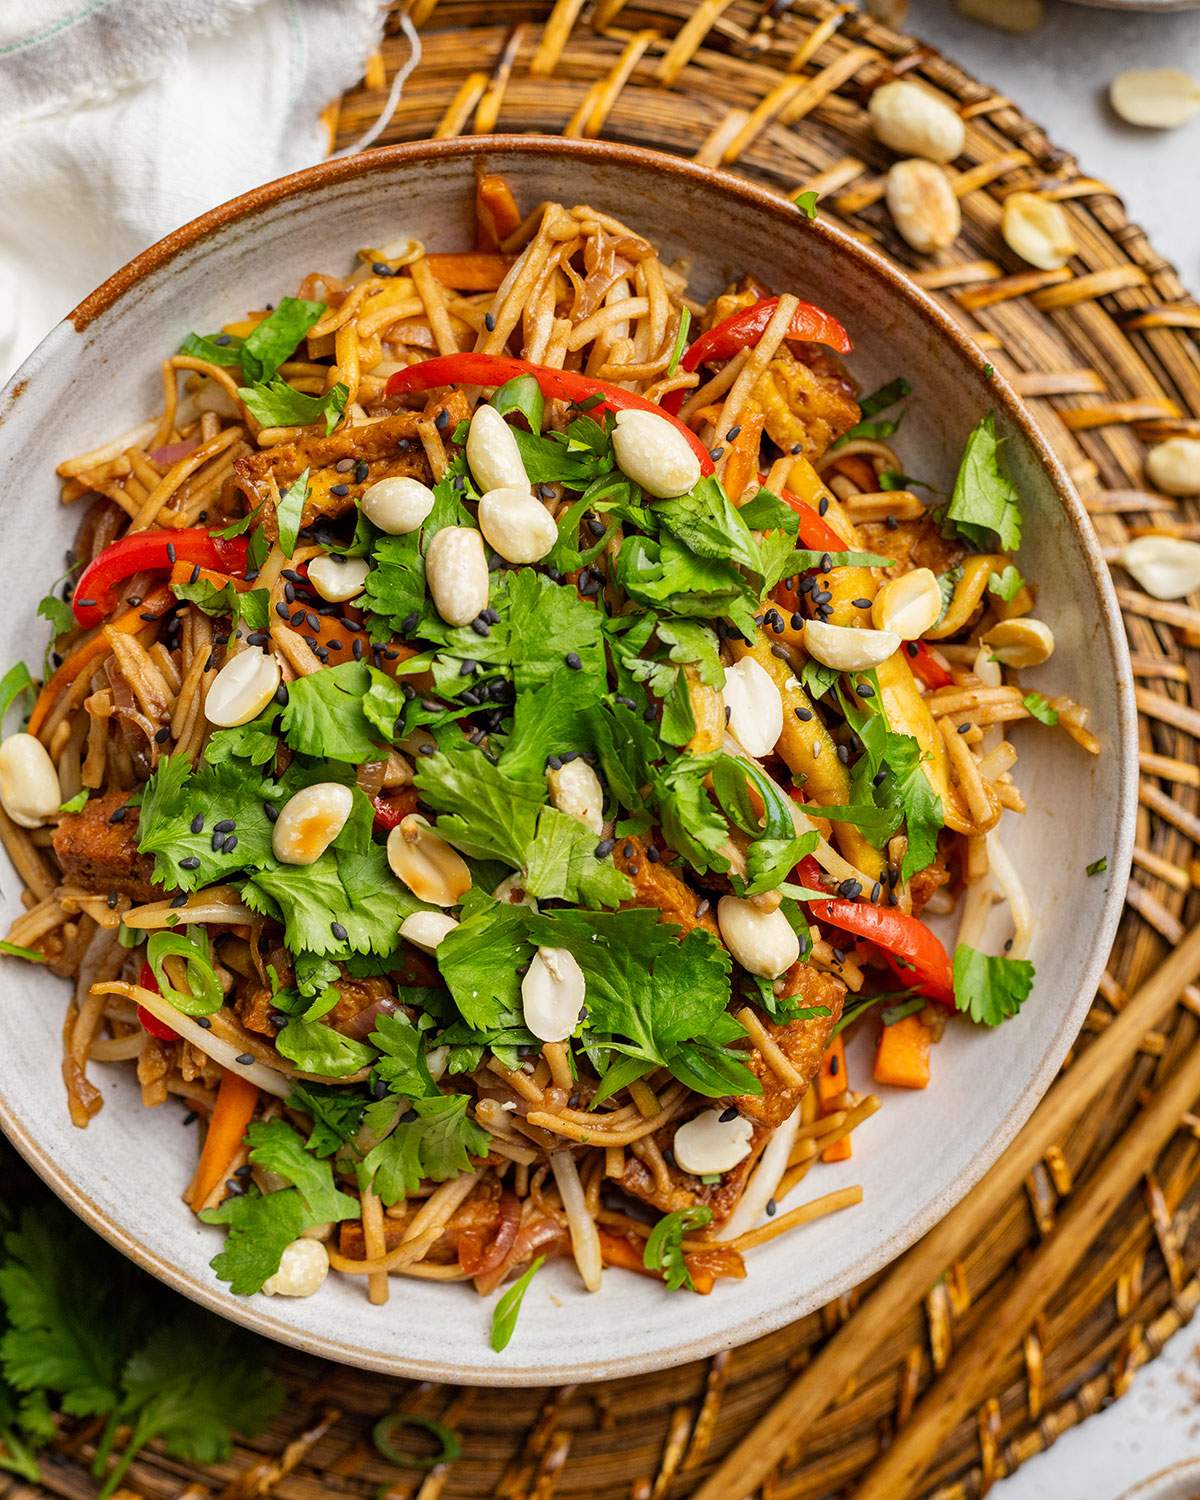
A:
0,137,1136,1384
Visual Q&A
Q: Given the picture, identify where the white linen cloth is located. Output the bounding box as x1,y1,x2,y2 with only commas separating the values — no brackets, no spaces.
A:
0,0,396,383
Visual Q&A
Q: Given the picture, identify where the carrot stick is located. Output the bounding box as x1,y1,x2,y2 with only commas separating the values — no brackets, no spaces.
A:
185,1069,260,1210
27,584,175,737
423,253,513,292
817,1036,853,1162
475,175,522,251
722,410,766,506
873,1013,932,1090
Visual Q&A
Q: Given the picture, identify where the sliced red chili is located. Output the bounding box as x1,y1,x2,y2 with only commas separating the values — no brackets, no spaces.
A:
680,296,852,373
136,961,178,1041
906,640,953,690
73,528,249,630
384,353,714,475
808,898,955,1006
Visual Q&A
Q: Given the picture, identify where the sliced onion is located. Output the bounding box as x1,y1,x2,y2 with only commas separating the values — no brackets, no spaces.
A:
985,834,1034,961
150,440,199,466
550,1149,602,1292
717,1108,800,1243
90,981,292,1098
338,995,399,1041
123,887,256,929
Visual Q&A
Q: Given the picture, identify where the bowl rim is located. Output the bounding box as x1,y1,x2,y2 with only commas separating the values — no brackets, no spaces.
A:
0,134,1138,1385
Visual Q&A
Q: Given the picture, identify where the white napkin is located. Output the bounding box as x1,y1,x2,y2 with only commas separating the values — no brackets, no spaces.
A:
0,0,395,382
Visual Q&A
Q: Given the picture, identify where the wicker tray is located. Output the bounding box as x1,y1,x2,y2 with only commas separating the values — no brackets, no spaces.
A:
8,2,1200,1496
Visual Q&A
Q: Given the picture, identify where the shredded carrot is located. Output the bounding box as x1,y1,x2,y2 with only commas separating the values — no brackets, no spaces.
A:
424,253,513,292
476,175,523,251
829,454,877,491
168,560,243,592
873,1013,932,1090
27,584,175,737
817,1036,853,1162
186,1069,260,1209
723,410,767,507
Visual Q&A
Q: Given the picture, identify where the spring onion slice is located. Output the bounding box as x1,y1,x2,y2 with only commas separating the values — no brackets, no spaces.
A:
371,1412,462,1471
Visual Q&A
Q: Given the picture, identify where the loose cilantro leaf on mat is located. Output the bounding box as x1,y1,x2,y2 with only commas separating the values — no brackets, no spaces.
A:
643,1206,713,1292
489,1256,545,1353
945,413,1023,552
952,945,1035,1027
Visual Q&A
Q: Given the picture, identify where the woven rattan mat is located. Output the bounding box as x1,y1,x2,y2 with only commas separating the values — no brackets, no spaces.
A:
7,2,1200,1496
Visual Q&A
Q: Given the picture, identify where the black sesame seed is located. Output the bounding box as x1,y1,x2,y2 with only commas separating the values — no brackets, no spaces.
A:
791,612,804,630
354,459,369,483
182,1109,198,1125
188,563,201,585
335,458,355,474
264,801,279,822
190,813,205,834
771,645,790,661
647,846,660,863
858,682,875,698
274,682,289,706
725,425,742,441
305,611,321,631
594,837,615,858
165,542,177,563
709,447,724,462
484,311,497,331
870,881,882,903
791,442,804,455
547,754,563,770
223,834,238,853
330,921,349,941
766,1197,777,1217
434,408,450,432
794,705,813,721
330,483,350,497
906,642,918,658
836,744,850,764
719,1106,738,1122
235,1053,254,1066
565,651,582,671
586,516,605,537
418,742,436,756
885,514,899,531
213,334,231,347
275,601,290,619
852,598,872,609
643,705,657,722
471,618,490,637
615,694,636,709
818,497,830,517
154,726,170,744
179,855,201,870
957,722,970,735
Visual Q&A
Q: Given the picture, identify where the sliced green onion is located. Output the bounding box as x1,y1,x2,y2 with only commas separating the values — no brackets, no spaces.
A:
489,1255,545,1352
666,307,692,377
0,940,46,963
371,1412,461,1471
146,926,223,1017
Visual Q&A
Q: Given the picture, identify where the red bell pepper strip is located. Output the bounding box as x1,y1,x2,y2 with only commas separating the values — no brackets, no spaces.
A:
384,353,714,476
73,528,249,630
778,489,849,555
808,898,955,1006
906,640,953,690
136,961,178,1041
680,296,852,373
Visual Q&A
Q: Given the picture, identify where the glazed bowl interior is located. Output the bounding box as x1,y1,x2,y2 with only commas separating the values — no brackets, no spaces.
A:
0,138,1136,1384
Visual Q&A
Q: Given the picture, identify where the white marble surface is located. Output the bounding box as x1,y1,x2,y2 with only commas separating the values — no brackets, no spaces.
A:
908,5,1200,1496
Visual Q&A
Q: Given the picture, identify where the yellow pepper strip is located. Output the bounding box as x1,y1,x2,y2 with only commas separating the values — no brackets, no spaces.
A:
728,633,885,880
784,454,859,547
925,554,1009,640
685,663,726,754
876,653,972,833
783,454,877,626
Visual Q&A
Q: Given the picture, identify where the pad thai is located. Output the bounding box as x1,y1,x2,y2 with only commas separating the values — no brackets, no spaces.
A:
0,175,1098,1340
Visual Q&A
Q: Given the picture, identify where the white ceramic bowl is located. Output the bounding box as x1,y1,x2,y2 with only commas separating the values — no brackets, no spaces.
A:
0,138,1136,1384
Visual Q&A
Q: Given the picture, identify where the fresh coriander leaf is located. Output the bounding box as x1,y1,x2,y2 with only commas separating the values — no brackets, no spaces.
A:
524,806,633,908
213,505,262,540
616,534,759,636
273,1017,377,1078
362,666,406,741
359,1096,490,1206
667,307,692,376
243,842,419,957
239,379,348,437
237,297,325,383
737,487,799,538
245,1120,360,1221
656,476,762,575
1087,856,1108,876
436,897,535,1031
179,331,244,367
200,1190,310,1295
370,1011,440,1098
953,944,1035,1027
860,377,912,419
58,789,89,814
286,1084,366,1156
0,1205,146,1417
414,735,542,866
103,1315,282,1494
656,619,724,689
172,575,270,631
794,189,820,220
651,754,730,876
643,1205,713,1291
833,378,911,449
987,564,1024,602
489,1256,545,1352
529,908,759,1097
136,755,276,890
0,663,34,728
881,734,944,880
1023,691,1058,726
203,706,281,767
658,667,697,748
945,413,1022,552
275,466,309,558
933,565,961,629
280,659,380,761
36,594,74,638
491,375,544,435
799,658,840,700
